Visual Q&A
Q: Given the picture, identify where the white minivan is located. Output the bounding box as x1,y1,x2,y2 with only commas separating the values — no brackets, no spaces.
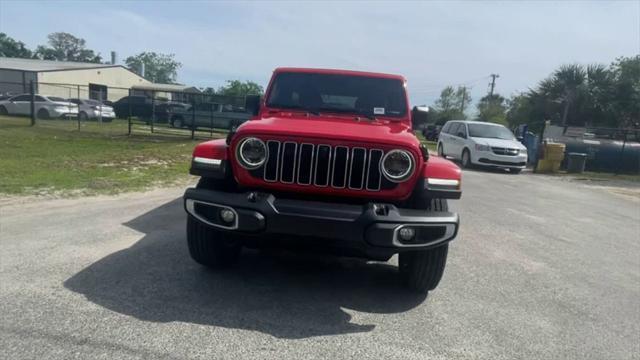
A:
437,120,527,173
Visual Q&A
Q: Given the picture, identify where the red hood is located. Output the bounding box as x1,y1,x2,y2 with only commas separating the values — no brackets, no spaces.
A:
235,114,420,149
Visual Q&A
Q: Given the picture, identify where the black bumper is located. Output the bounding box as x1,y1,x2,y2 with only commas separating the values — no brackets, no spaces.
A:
183,188,459,260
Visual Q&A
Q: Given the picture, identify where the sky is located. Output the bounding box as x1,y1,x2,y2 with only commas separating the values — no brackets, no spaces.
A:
1,1,638,107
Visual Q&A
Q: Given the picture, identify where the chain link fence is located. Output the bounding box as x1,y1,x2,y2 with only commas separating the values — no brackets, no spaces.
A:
0,80,251,139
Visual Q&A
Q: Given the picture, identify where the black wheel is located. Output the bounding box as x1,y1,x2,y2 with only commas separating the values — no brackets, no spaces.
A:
461,148,471,168
398,198,450,293
437,143,444,157
78,111,88,121
37,108,50,119
510,168,522,174
399,245,449,294
0,106,7,115
171,116,184,128
186,177,241,268
187,217,241,268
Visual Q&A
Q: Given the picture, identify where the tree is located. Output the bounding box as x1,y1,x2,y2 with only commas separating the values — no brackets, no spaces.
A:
0,33,32,58
216,80,264,97
477,94,507,125
609,56,640,128
33,32,101,63
431,85,470,124
125,52,181,84
506,56,639,132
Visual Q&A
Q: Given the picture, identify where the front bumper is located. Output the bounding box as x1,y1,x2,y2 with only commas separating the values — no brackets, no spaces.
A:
51,107,78,117
92,110,116,119
472,151,527,168
184,188,459,260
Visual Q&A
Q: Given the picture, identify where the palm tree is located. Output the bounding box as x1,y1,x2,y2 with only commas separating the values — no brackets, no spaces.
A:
551,65,587,126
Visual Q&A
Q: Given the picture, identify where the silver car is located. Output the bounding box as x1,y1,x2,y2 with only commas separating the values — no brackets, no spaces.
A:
68,98,116,122
0,94,79,119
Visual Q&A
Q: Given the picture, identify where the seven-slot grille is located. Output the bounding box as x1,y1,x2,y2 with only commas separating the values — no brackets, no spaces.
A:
491,147,519,156
261,141,386,191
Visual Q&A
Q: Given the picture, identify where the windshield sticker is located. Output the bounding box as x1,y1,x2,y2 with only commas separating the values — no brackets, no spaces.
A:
373,107,385,115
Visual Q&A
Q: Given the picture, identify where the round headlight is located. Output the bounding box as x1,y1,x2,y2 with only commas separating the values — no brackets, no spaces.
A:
237,137,267,169
381,149,414,182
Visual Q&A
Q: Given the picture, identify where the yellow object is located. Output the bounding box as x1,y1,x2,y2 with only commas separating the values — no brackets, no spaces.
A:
537,142,565,173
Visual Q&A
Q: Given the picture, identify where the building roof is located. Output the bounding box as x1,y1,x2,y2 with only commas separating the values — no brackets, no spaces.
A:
0,57,120,72
131,83,202,93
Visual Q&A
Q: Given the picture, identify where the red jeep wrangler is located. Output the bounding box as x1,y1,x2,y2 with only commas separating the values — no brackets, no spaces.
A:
184,68,462,293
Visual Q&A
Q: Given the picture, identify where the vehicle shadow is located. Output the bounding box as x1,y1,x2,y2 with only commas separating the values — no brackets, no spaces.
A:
64,198,426,339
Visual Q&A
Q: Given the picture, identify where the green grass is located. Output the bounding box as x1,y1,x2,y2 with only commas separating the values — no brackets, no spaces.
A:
0,116,225,196
414,132,438,152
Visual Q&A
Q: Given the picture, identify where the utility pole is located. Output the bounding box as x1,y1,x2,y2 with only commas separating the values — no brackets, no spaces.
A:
459,86,467,113
489,74,499,97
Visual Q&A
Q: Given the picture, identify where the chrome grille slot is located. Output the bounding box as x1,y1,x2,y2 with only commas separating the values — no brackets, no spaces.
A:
348,148,367,190
366,149,383,191
314,145,331,186
261,141,385,191
332,146,349,188
491,147,519,156
280,142,297,183
264,141,280,182
297,143,314,185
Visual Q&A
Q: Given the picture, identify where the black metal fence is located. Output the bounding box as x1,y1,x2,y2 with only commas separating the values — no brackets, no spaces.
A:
0,80,250,139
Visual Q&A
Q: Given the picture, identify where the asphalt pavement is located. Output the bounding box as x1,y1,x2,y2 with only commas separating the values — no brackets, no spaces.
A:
1,170,639,359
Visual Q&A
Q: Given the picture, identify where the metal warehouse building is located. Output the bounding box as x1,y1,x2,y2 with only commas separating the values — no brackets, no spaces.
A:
0,57,151,101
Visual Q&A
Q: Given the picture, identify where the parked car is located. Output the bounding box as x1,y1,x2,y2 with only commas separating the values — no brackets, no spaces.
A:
112,96,187,123
67,98,116,121
437,120,527,173
183,67,462,294
168,102,251,129
421,124,441,141
0,94,78,119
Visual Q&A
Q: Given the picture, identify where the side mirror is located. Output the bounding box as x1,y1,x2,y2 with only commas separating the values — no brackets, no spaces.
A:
411,105,429,130
245,95,261,116
457,132,466,139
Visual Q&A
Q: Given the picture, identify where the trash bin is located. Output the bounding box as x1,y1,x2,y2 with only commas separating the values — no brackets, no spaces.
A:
567,152,587,173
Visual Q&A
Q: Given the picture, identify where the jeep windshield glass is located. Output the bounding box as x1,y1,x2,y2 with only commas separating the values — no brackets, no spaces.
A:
468,123,516,140
266,72,407,118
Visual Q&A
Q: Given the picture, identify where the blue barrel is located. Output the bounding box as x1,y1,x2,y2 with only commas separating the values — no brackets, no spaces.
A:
563,138,640,174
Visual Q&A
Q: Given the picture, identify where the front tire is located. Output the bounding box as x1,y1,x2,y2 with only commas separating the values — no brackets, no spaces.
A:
186,217,241,268
509,168,522,174
37,108,50,119
461,149,471,168
399,198,450,293
171,116,184,128
399,245,449,293
78,111,88,121
0,106,7,115
437,143,444,157
186,177,241,268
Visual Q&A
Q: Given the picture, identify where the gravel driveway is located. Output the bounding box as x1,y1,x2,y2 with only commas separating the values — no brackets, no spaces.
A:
1,170,638,359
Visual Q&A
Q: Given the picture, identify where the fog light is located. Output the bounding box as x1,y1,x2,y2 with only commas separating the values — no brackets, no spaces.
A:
219,209,236,224
398,227,416,241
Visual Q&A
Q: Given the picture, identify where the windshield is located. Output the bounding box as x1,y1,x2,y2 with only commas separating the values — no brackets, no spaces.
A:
266,72,407,117
468,123,516,140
